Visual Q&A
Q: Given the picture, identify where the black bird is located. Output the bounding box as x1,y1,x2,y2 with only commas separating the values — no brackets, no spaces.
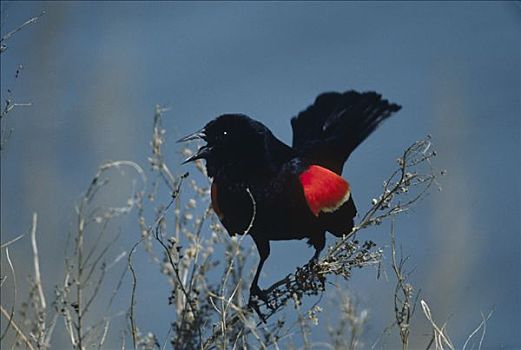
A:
178,90,401,304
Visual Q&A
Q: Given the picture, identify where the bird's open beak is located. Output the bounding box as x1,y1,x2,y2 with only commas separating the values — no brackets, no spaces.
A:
178,128,211,164
177,128,207,143
182,145,212,164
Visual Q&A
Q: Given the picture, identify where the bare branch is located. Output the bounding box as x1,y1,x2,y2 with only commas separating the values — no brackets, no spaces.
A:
0,10,46,52
30,213,46,310
97,319,110,350
127,238,144,350
420,300,455,350
0,305,36,350
0,248,16,341
462,310,493,350
242,188,256,235
0,234,24,249
389,219,418,350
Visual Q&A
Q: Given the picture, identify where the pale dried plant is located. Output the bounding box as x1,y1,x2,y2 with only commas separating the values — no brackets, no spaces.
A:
326,292,369,350
389,219,419,350
421,299,493,350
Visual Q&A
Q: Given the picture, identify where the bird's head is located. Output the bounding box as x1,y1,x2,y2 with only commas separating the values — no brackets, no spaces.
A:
178,114,271,177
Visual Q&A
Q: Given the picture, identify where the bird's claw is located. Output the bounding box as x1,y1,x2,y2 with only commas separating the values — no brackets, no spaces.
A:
247,286,271,323
307,256,319,267
249,285,269,304
248,286,275,310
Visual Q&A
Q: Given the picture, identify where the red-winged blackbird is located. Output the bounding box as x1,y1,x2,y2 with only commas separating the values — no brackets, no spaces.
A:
178,90,401,304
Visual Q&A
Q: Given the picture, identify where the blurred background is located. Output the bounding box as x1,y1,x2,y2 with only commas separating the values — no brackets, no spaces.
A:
1,1,519,348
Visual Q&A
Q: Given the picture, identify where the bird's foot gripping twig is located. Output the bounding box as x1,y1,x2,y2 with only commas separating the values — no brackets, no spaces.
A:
306,254,321,268
248,285,269,304
248,285,274,322
245,240,383,321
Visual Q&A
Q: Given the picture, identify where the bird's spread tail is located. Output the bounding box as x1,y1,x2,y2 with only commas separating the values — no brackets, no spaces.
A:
291,91,401,174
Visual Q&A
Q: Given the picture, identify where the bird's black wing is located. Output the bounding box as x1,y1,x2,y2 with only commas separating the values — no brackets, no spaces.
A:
291,90,401,174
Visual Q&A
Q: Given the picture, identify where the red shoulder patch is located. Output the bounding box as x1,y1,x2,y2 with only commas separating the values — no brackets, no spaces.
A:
299,165,351,217
211,181,224,220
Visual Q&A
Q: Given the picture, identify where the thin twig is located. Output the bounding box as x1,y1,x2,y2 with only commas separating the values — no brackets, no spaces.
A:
1,11,44,42
389,219,417,350
30,213,46,310
0,248,16,341
420,300,455,350
60,272,78,346
43,312,59,348
462,310,493,350
329,138,437,257
107,254,129,309
0,10,45,53
0,234,24,249
127,238,145,350
97,318,110,350
0,305,36,350
242,188,256,235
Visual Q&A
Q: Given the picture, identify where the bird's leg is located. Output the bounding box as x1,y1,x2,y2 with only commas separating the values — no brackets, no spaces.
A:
308,233,325,265
249,237,270,307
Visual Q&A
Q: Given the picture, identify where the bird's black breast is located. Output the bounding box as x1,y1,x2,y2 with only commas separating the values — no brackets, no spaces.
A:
212,179,256,236
211,159,321,240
